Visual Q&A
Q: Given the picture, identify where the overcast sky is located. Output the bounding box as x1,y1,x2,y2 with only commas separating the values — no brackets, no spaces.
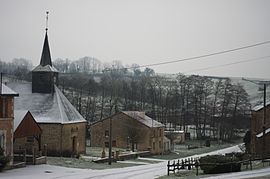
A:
1,0,270,78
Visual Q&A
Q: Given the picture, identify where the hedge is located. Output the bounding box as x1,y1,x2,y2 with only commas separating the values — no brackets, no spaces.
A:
199,155,241,174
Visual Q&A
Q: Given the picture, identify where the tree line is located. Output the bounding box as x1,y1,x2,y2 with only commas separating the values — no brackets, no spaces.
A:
1,57,251,141
59,67,251,141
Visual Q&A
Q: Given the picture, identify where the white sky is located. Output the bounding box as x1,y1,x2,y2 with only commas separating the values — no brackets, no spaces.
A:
1,0,270,78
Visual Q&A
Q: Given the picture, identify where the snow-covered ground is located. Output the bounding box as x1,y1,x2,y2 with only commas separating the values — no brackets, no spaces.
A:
0,145,253,179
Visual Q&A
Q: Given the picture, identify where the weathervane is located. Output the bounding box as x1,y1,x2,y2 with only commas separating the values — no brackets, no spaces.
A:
46,11,49,31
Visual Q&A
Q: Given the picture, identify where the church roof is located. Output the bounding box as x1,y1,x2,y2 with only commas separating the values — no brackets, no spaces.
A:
7,81,85,124
32,32,58,72
40,32,52,67
32,64,58,72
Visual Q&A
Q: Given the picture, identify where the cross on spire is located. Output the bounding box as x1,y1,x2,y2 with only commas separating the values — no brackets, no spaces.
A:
46,11,49,32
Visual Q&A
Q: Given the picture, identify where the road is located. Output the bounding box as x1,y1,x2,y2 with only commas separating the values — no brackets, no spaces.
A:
2,145,266,179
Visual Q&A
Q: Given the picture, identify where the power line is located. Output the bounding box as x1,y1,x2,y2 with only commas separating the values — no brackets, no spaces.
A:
182,55,270,74
119,40,270,71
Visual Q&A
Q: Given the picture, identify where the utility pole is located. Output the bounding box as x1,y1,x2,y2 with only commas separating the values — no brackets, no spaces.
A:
242,78,269,163
263,83,266,164
108,117,112,165
0,72,2,94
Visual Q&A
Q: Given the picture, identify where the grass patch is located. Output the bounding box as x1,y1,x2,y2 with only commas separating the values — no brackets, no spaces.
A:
47,156,141,170
150,139,242,160
85,147,126,157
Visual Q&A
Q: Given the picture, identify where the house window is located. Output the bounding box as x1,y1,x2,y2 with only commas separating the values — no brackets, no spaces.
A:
152,130,155,137
112,140,116,147
153,142,155,150
159,129,162,137
0,132,5,154
105,130,109,137
159,141,162,149
0,97,6,118
105,142,109,147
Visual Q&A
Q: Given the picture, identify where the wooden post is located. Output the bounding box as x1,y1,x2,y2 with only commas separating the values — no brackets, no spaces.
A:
188,158,191,170
33,147,36,165
167,161,170,176
250,156,252,170
181,159,184,169
195,160,199,176
44,144,47,157
23,149,26,163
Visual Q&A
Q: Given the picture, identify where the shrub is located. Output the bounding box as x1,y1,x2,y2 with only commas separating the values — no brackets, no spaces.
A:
199,155,241,174
205,140,211,147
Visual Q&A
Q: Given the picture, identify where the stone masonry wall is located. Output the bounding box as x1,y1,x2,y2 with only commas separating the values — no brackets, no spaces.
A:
39,122,86,156
90,112,164,154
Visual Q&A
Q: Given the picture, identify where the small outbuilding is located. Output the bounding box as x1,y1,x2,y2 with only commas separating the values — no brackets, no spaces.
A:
13,111,42,153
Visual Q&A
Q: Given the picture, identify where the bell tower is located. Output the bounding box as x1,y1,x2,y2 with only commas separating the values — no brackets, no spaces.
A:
32,11,58,93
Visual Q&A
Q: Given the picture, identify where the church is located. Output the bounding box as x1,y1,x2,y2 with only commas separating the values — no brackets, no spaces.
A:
7,16,86,157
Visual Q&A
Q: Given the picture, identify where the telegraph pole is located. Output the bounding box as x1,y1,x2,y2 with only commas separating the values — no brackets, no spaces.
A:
108,117,112,165
263,83,266,164
0,72,2,94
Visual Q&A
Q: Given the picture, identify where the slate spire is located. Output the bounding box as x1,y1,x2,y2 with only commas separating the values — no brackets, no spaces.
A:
40,11,52,67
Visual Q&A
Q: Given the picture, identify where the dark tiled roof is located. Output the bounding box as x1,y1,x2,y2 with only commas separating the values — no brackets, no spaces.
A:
40,32,52,67
7,81,85,124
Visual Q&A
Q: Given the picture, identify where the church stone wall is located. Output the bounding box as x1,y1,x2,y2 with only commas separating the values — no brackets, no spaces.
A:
39,122,86,156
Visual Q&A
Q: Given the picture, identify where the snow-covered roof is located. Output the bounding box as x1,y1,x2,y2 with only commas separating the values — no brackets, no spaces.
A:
165,130,184,133
14,110,28,130
0,83,19,96
252,101,270,111
122,111,164,128
32,64,58,72
256,128,270,138
7,81,85,124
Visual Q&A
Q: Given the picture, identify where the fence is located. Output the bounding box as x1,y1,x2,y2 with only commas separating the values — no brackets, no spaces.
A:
13,144,47,165
167,157,199,176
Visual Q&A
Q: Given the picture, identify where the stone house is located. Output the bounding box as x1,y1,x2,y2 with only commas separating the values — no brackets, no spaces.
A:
250,102,270,157
7,27,86,157
0,83,19,165
90,111,166,154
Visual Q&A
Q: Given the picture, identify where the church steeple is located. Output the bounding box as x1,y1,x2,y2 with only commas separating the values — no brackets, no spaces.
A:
32,11,58,94
40,31,52,66
40,11,52,67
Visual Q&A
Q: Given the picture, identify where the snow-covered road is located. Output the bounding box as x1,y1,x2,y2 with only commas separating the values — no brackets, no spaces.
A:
2,145,263,179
